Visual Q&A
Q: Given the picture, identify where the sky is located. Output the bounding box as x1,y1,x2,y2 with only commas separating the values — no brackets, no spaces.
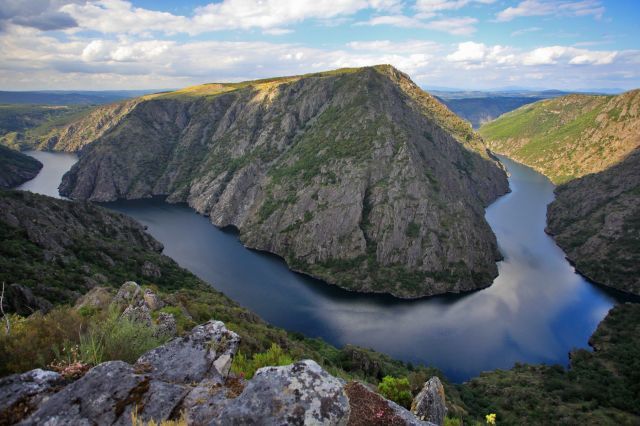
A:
0,0,638,91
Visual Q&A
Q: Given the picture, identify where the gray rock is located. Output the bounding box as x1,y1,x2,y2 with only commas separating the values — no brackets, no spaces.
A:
143,288,163,310
136,320,240,384
411,377,447,426
0,369,63,425
121,304,152,326
141,261,161,279
211,360,350,425
153,312,177,338
74,286,113,311
19,361,187,426
113,281,143,307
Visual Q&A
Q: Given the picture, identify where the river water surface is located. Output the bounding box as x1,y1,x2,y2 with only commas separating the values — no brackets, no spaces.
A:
18,150,624,382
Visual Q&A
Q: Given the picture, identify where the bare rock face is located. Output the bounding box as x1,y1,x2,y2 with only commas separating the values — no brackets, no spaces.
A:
57,65,508,298
411,377,447,426
212,360,350,426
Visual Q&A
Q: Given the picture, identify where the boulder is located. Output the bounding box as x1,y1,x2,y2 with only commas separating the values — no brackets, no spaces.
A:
121,304,152,326
136,320,240,384
344,381,432,426
74,287,113,311
411,377,447,426
153,312,177,338
211,360,350,425
112,281,143,307
143,288,163,311
0,369,64,425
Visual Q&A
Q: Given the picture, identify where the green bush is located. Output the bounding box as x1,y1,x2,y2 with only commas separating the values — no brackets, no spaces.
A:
231,343,293,379
80,307,167,364
378,375,413,409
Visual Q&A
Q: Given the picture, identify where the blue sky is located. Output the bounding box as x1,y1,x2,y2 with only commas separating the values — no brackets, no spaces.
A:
0,0,638,90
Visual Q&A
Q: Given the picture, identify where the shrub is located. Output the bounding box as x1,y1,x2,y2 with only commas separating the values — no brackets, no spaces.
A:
80,307,167,364
378,375,413,409
231,343,293,379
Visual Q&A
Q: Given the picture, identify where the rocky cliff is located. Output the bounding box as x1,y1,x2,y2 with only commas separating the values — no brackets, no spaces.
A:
51,65,508,298
0,146,42,189
480,90,640,184
546,149,640,295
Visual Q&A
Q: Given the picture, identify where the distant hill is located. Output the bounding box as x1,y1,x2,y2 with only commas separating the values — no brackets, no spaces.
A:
434,90,570,128
479,90,640,184
0,90,160,105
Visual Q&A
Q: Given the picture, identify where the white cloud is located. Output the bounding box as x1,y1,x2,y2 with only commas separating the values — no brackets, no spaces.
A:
61,0,399,35
496,0,604,22
415,0,495,14
523,46,616,65
425,16,477,35
359,14,478,35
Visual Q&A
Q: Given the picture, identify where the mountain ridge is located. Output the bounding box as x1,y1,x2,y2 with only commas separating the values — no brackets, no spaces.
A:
26,65,509,298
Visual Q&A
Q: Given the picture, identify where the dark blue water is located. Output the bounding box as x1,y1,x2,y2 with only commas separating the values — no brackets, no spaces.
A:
19,151,624,382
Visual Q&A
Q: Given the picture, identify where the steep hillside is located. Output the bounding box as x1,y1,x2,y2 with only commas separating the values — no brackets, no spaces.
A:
480,90,640,184
546,149,640,295
48,65,508,298
439,96,546,128
0,145,42,188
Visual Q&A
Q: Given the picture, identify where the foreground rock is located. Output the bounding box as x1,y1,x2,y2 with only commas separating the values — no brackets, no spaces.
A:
3,318,430,425
0,145,42,189
55,65,508,298
411,377,447,426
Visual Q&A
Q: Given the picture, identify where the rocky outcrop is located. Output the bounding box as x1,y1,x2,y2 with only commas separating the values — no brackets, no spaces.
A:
3,318,430,426
411,377,447,426
547,148,640,295
57,65,508,298
0,145,42,189
3,284,52,316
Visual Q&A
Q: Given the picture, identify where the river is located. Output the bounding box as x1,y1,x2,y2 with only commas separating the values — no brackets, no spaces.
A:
17,150,623,382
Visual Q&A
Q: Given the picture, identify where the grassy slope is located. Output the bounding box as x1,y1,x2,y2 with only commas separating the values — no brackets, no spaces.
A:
479,90,640,184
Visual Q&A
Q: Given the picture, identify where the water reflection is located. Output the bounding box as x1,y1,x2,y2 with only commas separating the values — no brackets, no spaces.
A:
19,151,624,382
